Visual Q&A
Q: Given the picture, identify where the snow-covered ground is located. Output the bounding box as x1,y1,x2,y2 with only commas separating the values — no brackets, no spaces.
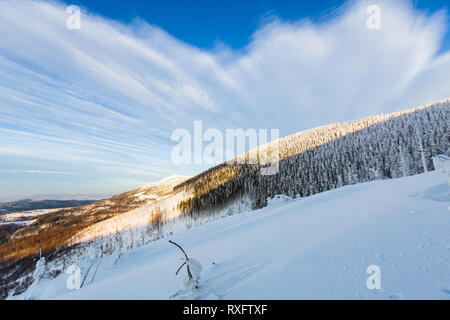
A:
14,171,449,300
69,175,191,245
0,208,60,222
0,221,35,226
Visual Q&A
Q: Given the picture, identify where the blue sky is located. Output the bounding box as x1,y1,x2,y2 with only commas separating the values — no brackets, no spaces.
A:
72,0,450,51
0,0,449,201
71,0,346,49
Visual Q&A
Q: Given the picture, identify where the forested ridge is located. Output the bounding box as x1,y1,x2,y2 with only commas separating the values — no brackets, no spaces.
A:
176,99,449,218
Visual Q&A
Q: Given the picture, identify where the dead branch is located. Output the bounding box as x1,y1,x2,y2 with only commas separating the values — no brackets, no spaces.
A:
175,261,187,275
169,240,189,260
169,240,193,281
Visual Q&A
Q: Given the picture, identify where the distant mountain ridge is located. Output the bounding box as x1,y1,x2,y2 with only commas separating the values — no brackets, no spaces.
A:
0,193,113,202
0,199,97,214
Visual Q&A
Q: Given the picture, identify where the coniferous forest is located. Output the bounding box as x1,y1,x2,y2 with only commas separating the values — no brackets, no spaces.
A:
176,100,449,219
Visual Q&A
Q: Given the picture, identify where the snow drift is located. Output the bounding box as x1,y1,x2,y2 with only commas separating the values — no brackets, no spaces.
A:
15,170,450,300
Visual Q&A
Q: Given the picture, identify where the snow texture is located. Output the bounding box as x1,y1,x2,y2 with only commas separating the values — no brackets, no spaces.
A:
13,171,450,300
433,155,450,184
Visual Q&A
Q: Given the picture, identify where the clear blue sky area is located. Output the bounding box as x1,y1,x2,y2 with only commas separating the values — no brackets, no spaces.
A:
70,0,450,52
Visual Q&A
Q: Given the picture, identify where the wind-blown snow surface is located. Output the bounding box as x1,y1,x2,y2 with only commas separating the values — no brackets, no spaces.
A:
17,172,450,300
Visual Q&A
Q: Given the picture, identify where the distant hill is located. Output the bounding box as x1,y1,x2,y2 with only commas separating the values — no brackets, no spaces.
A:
0,199,97,214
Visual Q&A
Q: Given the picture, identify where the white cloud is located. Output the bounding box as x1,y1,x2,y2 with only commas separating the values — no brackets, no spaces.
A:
0,0,449,197
6,170,75,175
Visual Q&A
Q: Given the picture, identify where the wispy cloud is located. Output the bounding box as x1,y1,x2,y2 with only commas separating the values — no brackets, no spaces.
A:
6,170,76,175
0,0,449,199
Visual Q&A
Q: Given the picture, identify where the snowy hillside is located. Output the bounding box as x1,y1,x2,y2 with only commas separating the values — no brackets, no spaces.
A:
70,175,192,245
16,171,449,300
60,100,448,255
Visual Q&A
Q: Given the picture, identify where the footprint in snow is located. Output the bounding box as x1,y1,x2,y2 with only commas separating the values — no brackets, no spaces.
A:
387,293,404,300
440,285,450,295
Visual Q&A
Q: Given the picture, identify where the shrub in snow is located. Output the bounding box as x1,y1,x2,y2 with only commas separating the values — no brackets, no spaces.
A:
169,240,202,290
113,246,122,264
24,255,46,299
268,194,295,205
89,246,100,259
32,256,46,282
180,257,202,290
432,155,450,184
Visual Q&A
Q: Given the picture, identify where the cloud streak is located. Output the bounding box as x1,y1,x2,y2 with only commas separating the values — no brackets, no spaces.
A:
6,170,75,175
0,0,449,199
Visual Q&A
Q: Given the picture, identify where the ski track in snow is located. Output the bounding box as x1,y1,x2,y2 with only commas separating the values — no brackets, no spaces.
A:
15,171,450,300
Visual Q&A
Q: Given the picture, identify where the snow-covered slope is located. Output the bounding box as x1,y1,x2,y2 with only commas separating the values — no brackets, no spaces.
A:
69,175,191,244
16,171,449,300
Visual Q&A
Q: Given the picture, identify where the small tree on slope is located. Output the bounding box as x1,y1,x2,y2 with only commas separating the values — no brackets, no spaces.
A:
169,240,202,291
24,252,46,299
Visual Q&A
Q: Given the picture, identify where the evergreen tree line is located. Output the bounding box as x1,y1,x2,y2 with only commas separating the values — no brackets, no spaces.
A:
176,100,449,219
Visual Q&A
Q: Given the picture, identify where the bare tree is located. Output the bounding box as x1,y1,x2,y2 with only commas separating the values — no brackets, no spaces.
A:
169,240,197,289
